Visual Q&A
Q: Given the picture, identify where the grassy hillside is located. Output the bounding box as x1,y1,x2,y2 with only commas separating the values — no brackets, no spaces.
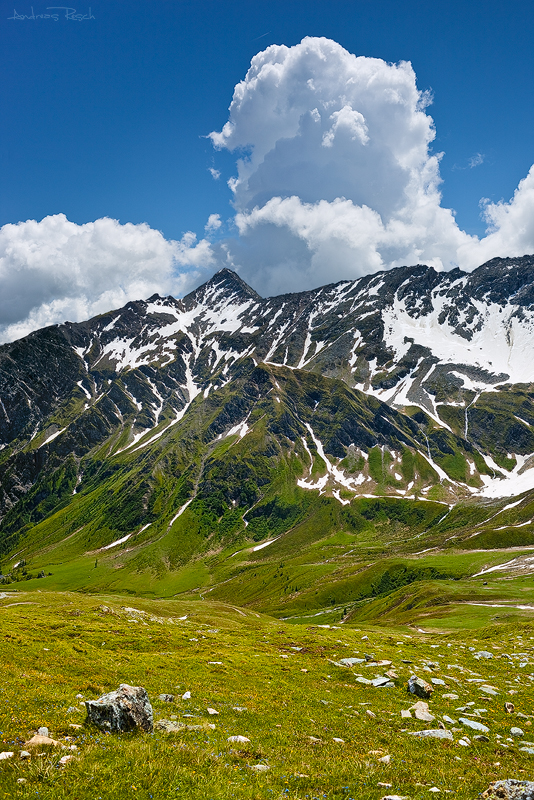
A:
2,591,534,799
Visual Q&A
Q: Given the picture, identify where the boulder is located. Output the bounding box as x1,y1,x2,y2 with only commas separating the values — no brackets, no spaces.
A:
482,780,534,799
85,684,153,733
407,675,433,699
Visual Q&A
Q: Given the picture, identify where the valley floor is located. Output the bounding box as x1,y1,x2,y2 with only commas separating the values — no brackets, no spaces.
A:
1,591,534,799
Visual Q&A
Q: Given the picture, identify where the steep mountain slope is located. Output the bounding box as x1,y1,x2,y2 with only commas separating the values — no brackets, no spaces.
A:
1,256,534,607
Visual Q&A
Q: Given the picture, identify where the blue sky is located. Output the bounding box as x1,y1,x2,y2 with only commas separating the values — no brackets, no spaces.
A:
1,0,534,340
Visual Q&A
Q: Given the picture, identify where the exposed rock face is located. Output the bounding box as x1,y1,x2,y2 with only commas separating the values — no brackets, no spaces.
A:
85,684,153,733
482,780,534,799
3,258,534,567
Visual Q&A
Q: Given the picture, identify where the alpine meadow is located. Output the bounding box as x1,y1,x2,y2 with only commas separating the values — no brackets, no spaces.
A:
3,13,534,800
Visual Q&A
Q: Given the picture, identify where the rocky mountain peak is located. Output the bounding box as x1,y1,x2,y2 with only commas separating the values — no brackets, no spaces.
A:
183,268,261,309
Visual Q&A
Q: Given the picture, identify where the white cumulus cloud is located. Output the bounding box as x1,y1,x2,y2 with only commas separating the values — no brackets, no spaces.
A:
205,213,222,232
210,36,534,295
0,214,214,343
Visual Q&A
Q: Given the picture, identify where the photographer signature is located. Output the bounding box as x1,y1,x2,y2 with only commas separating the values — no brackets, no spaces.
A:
8,7,95,20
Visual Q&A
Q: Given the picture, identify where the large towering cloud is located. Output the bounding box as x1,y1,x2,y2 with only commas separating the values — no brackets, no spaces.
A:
210,37,534,295
1,37,533,342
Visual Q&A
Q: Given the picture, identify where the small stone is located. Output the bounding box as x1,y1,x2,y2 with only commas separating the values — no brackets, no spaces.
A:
75,693,83,699
333,737,345,743
366,709,377,719
58,755,74,765
431,678,446,686
25,735,61,747
511,727,525,737
401,710,412,719
378,754,391,764
408,675,433,699
361,635,369,641
182,691,191,700
17,778,26,784
68,724,82,730
407,729,453,740
443,693,459,700
520,747,534,754
307,736,322,743
459,717,489,733
380,795,408,800
250,763,269,772
505,702,515,713
37,727,49,737
207,708,219,715
159,694,175,703
474,651,493,659
443,715,456,724
233,707,247,712
415,710,435,722
474,735,490,742
0,752,14,760
19,751,31,759
339,657,365,666
458,738,470,747
373,677,392,687
66,706,78,713
227,735,250,744
429,788,440,793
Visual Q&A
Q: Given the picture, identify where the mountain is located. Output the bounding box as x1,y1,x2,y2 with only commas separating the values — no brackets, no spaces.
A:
1,256,534,612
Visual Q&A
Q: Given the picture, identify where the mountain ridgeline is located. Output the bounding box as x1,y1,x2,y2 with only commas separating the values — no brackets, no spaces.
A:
1,256,534,607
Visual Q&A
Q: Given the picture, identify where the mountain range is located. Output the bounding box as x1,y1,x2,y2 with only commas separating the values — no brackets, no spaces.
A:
1,255,534,618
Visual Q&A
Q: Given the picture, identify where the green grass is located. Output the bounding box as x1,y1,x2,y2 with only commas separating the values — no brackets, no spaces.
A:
2,591,534,799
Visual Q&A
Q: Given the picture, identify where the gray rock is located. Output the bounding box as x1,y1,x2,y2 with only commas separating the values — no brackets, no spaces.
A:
156,719,215,732
520,748,534,754
459,717,489,733
511,727,525,737
19,751,31,759
407,729,453,740
414,710,435,722
431,678,446,686
372,677,392,687
339,657,365,666
474,735,490,742
85,684,153,733
505,702,515,713
66,707,78,714
482,780,534,799
37,727,49,737
159,694,175,703
407,675,433,699
474,651,493,659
